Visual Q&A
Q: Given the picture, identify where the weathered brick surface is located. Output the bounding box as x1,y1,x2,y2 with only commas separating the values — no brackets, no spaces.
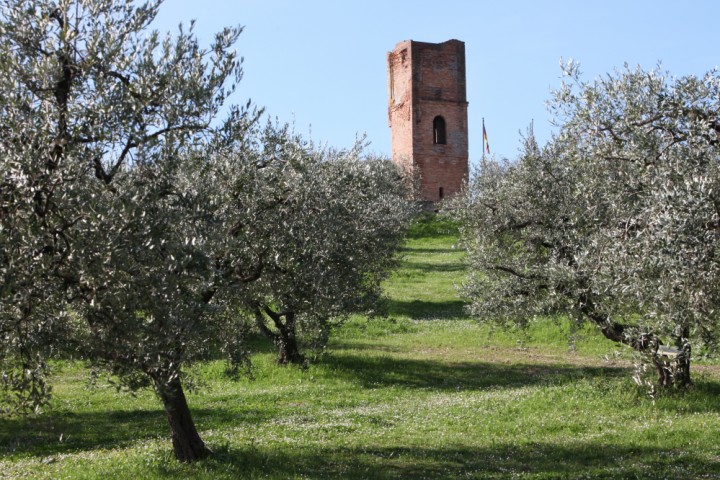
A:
387,39,469,202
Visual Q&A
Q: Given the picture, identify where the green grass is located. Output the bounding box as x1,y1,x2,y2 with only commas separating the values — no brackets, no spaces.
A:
2,219,720,478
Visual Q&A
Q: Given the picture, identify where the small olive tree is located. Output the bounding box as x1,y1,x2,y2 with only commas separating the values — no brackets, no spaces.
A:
452,64,720,388
200,124,416,365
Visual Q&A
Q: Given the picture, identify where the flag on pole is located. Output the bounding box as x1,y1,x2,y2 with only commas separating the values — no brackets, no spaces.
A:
483,120,490,155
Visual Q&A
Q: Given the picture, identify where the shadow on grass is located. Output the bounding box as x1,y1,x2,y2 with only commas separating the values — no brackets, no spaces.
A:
386,299,466,319
160,442,717,479
401,247,458,255
328,341,410,354
320,352,629,391
4,350,720,470
0,405,273,458
0,355,627,459
400,261,465,273
652,378,720,414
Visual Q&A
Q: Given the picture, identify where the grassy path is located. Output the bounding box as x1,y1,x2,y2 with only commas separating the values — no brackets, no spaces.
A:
2,230,720,478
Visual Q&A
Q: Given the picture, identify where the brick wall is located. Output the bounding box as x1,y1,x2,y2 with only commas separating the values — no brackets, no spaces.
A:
388,39,469,203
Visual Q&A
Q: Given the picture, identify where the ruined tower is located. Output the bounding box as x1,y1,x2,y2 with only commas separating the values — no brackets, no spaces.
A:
387,39,469,203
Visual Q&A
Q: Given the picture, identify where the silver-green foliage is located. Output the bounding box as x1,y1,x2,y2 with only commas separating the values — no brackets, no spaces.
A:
196,122,416,364
0,0,241,417
0,3,414,456
453,63,720,384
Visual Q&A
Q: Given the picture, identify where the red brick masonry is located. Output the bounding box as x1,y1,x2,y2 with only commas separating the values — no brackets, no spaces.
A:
388,39,469,203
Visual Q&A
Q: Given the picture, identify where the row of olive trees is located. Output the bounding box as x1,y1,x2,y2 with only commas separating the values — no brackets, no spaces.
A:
196,123,415,367
0,0,414,462
452,63,720,390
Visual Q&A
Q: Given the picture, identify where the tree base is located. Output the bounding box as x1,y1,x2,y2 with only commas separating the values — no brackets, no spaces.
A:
158,377,211,462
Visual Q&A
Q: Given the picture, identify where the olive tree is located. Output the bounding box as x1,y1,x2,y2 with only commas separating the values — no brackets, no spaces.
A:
0,0,245,461
453,64,720,388
0,0,415,461
199,124,416,365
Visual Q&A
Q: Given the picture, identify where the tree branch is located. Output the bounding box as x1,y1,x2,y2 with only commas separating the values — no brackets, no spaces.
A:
490,265,541,281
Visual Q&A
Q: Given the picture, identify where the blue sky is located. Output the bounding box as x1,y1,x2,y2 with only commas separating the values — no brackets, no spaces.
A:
153,0,720,167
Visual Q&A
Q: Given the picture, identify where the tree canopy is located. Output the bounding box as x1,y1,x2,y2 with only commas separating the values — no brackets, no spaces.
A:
452,63,720,388
0,0,414,462
233,130,415,365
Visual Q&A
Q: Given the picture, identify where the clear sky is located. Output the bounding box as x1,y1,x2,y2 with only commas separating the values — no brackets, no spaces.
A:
152,0,720,167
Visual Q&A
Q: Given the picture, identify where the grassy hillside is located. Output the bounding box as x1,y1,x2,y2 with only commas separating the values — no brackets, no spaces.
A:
2,222,720,479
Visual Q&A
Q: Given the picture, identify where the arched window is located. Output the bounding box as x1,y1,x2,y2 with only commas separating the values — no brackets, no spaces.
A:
433,116,446,145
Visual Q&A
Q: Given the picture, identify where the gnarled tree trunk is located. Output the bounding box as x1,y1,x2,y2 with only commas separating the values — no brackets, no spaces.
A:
657,330,692,388
579,293,692,389
276,312,305,365
254,306,306,366
652,351,691,388
671,348,692,388
156,377,210,462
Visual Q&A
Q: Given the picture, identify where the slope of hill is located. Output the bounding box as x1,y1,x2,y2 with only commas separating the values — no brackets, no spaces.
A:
2,220,720,478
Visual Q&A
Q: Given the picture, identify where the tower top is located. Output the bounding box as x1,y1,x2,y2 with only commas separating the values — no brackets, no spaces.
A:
392,38,464,48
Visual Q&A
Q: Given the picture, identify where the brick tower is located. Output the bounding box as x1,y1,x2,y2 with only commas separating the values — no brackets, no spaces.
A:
387,39,469,203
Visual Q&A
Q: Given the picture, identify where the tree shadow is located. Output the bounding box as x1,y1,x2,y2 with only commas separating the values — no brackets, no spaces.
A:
401,261,465,273
0,354,627,460
386,299,466,319
328,341,410,354
652,378,720,414
4,351,720,472
401,247,458,254
158,442,718,479
0,405,273,458
319,352,629,392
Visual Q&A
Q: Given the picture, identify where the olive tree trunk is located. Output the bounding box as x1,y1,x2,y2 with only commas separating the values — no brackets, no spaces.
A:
254,307,306,366
581,296,692,389
656,332,692,388
275,312,305,365
156,377,210,462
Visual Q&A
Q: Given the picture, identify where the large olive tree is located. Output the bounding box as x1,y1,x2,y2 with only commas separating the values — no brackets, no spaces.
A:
0,0,416,461
453,64,720,389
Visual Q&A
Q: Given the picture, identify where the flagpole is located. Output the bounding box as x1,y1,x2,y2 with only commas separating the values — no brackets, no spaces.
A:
482,118,490,159
482,117,486,161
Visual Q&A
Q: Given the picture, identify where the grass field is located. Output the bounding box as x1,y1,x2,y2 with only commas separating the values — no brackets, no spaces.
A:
2,221,720,479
